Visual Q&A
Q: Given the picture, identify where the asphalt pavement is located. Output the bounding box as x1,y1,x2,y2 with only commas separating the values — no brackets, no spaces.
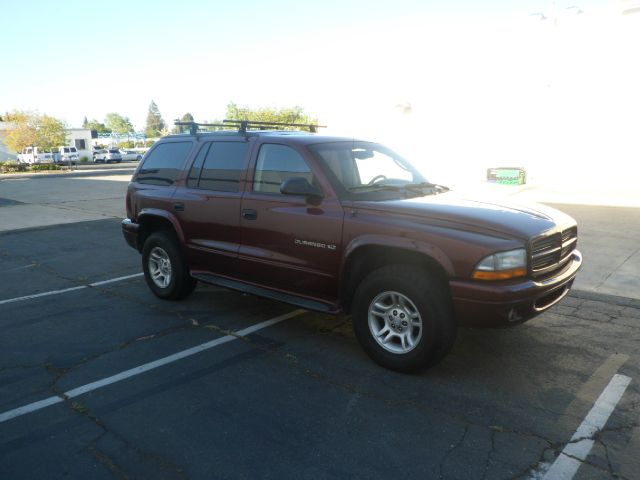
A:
1,167,639,479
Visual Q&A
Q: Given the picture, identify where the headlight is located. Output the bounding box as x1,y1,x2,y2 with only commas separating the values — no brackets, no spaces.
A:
472,248,527,280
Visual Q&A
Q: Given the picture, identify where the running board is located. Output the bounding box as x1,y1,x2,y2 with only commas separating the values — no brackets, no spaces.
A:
191,273,333,313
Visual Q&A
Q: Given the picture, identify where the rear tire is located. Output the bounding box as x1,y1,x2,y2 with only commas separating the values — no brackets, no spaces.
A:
352,265,456,372
142,231,196,300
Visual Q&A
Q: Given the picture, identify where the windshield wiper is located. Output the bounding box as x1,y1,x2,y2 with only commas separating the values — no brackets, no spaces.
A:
346,184,404,192
347,182,450,195
403,182,450,193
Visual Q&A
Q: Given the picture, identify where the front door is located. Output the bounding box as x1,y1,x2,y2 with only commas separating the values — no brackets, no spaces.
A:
238,142,344,302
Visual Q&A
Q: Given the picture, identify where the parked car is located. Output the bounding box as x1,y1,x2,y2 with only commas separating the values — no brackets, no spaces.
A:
93,148,106,161
122,120,582,372
94,148,122,163
57,146,79,165
120,149,143,161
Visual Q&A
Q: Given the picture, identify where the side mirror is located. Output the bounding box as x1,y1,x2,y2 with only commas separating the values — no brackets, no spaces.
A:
280,177,324,201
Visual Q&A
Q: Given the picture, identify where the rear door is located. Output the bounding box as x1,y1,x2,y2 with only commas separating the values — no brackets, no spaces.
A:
237,141,344,302
171,138,251,276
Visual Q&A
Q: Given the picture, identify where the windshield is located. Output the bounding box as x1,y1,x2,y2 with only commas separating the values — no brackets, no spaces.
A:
309,141,436,199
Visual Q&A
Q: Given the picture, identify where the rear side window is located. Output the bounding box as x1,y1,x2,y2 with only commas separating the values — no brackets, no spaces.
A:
253,144,314,194
137,141,193,185
187,142,248,192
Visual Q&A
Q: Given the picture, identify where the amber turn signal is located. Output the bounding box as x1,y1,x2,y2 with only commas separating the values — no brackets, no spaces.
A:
472,268,527,280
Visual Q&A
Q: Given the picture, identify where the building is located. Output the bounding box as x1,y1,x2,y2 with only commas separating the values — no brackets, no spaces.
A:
66,128,92,161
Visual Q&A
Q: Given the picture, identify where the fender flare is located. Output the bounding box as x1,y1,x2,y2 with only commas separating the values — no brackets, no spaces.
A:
341,234,455,278
138,208,186,245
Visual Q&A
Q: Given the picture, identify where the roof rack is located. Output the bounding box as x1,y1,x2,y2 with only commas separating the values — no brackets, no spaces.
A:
173,119,326,135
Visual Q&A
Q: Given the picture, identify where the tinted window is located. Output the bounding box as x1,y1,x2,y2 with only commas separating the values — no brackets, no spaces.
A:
187,143,210,188
137,141,193,185
253,144,314,194
199,142,248,192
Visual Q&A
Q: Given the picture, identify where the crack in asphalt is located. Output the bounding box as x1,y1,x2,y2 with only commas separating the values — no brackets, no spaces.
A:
480,428,496,480
438,424,468,479
57,396,189,480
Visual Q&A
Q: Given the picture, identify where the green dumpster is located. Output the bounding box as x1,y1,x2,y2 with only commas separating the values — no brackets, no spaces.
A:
487,167,526,185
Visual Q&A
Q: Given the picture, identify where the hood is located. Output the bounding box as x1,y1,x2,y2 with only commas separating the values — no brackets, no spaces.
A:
351,192,576,240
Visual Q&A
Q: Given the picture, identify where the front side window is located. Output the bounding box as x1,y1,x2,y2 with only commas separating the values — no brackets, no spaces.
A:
309,141,427,199
187,142,248,192
136,141,193,185
253,144,314,194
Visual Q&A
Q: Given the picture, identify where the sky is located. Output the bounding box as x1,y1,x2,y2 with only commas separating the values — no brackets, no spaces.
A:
2,0,639,182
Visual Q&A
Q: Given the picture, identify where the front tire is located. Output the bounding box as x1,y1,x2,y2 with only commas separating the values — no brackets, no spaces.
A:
142,231,196,300
352,265,456,372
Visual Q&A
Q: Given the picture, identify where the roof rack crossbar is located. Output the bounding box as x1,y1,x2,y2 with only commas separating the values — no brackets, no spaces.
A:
173,121,232,135
173,119,326,135
222,119,326,133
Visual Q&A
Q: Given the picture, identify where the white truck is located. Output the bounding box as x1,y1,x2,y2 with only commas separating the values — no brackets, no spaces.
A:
58,146,79,164
17,146,79,165
17,146,54,164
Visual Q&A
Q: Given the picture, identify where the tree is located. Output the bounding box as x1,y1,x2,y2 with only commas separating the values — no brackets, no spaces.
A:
84,119,111,134
225,102,317,129
3,111,67,153
3,111,38,153
37,115,67,151
105,112,134,134
82,116,88,128
172,112,195,133
145,100,165,138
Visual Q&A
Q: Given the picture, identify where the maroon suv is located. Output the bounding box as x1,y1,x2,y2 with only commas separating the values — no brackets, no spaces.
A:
122,121,582,372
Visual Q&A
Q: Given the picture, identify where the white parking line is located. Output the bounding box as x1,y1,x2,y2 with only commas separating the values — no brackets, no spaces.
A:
0,273,144,306
0,309,304,424
541,373,632,480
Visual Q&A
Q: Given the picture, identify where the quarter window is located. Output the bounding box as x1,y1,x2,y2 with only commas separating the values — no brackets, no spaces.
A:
137,141,193,185
253,144,314,194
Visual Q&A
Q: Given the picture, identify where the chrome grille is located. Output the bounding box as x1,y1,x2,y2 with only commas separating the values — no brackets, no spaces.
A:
530,227,577,276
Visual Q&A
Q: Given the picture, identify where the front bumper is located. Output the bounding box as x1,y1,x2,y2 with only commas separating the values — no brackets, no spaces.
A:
121,218,140,251
450,249,582,327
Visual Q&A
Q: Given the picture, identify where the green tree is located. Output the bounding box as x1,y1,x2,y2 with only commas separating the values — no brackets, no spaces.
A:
37,115,67,151
225,102,317,129
145,100,165,138
84,119,111,134
105,112,134,134
82,116,89,128
3,111,66,153
172,112,195,133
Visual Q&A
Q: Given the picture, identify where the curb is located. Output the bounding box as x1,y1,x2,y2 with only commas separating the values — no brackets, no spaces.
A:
569,289,640,308
0,166,136,180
